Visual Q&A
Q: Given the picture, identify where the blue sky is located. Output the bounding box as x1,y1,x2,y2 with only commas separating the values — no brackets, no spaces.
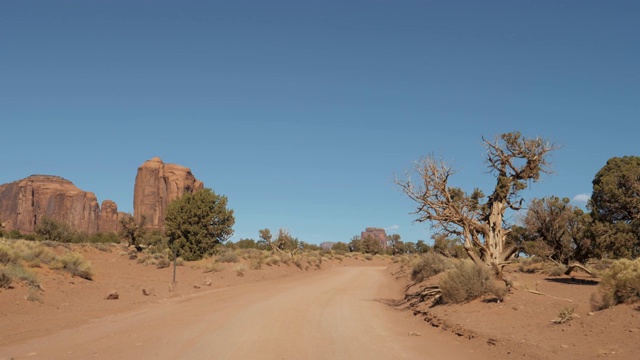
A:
1,1,638,245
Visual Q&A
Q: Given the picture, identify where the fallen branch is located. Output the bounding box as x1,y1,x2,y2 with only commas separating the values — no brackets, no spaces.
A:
523,289,574,303
564,263,593,276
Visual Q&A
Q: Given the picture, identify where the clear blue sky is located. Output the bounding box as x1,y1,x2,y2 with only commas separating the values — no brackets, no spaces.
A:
1,1,638,245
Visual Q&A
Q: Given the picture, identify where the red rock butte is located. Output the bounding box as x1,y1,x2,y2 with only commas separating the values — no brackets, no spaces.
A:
361,227,388,249
0,175,121,234
133,157,204,232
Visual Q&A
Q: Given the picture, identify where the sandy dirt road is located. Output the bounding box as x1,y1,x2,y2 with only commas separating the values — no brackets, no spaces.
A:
1,266,488,360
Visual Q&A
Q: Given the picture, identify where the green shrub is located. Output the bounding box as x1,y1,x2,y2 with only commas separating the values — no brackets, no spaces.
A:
51,252,93,280
0,244,18,265
411,252,451,282
439,261,505,304
1,263,39,287
591,258,640,310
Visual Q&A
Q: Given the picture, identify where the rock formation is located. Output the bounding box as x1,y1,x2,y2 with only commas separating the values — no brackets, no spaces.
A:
133,157,204,232
0,175,120,234
361,227,388,249
98,200,122,233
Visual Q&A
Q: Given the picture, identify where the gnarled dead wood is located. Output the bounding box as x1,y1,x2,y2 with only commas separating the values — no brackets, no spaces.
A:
564,263,593,276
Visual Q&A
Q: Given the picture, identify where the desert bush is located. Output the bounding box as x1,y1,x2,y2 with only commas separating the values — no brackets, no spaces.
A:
203,261,224,273
51,252,93,280
216,250,239,263
235,263,247,276
516,257,544,273
250,256,263,270
411,252,451,283
552,305,578,324
1,263,39,287
264,256,281,266
364,254,374,261
0,270,12,288
35,217,74,242
156,257,171,269
543,264,567,277
26,287,43,302
591,258,640,310
439,261,506,304
0,243,18,265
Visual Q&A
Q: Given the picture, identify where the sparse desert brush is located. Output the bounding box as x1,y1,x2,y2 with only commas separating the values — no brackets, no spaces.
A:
216,251,239,263
591,258,640,311
411,252,451,283
543,264,567,277
50,252,93,280
552,305,578,324
0,270,12,288
280,253,293,264
439,261,505,304
0,243,19,265
334,254,344,261
156,257,171,269
175,256,185,266
235,263,247,276
1,263,39,287
517,258,543,273
26,287,43,303
250,256,263,270
264,255,281,266
203,261,224,273
364,254,374,261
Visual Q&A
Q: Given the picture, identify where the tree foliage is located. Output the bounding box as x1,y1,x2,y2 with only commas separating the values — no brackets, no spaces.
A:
165,189,235,261
35,217,74,242
119,213,146,251
589,156,640,258
519,196,592,264
396,132,557,285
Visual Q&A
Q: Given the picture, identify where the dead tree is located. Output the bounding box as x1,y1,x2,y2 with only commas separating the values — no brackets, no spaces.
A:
396,132,557,286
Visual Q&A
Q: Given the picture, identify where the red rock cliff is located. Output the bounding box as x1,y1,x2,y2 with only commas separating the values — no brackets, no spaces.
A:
133,157,204,232
0,175,104,234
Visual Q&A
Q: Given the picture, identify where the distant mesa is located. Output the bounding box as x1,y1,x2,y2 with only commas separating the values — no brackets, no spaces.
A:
319,241,335,251
133,157,204,232
361,227,387,249
0,175,123,234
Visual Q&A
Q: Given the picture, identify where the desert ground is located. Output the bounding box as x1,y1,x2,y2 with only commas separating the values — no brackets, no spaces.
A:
1,244,639,360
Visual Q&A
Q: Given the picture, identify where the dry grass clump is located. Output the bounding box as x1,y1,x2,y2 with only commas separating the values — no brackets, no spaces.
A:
264,255,281,266
216,250,239,263
516,257,544,273
235,264,247,277
411,252,451,283
203,261,224,273
50,252,93,280
364,254,374,261
439,261,506,304
591,258,640,311
0,263,39,288
543,263,568,277
552,305,578,324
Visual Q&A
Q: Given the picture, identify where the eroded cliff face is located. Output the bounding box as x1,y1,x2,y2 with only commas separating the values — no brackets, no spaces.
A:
0,175,105,234
98,200,123,233
133,157,204,231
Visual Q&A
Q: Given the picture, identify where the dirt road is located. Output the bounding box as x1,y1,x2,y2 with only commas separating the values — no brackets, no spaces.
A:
1,266,488,360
